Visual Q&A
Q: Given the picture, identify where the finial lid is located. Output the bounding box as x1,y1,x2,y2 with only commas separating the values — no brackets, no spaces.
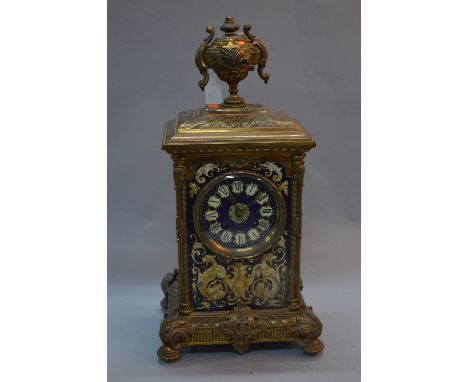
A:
220,16,239,34
195,17,269,108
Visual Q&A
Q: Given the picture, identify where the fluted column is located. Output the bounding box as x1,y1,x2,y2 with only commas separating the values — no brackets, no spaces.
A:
172,155,192,315
288,154,305,310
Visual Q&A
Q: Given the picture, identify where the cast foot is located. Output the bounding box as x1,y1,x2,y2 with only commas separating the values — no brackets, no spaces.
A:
157,345,181,362
303,338,324,355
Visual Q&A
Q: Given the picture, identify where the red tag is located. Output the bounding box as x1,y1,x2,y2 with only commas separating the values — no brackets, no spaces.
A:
207,103,219,109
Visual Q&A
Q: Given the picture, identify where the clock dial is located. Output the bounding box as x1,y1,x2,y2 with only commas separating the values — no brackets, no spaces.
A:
194,171,286,258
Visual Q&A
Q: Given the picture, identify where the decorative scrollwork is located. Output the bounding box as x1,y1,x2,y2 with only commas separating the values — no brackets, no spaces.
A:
251,161,289,196
191,234,287,310
223,159,256,170
191,161,288,197
243,24,269,84
289,307,324,354
194,162,227,184
195,26,215,90
158,315,194,361
277,180,289,196
252,161,283,182
220,302,267,353
192,249,229,308
179,114,295,130
159,316,193,346
158,270,324,361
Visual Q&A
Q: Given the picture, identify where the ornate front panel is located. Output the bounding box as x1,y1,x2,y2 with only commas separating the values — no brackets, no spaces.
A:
186,160,292,311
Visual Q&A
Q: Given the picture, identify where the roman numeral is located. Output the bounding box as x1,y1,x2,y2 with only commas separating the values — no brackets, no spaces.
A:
234,232,246,245
247,228,260,241
232,180,243,194
257,218,270,231
210,222,222,234
255,192,269,205
260,206,273,218
204,209,218,222
220,230,233,243
245,183,258,196
217,184,229,198
208,195,221,208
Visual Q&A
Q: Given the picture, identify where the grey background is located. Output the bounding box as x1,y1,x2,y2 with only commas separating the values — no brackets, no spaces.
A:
108,0,360,381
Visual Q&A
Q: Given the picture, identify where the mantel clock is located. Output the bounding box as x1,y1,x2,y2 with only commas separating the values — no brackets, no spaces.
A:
158,17,324,361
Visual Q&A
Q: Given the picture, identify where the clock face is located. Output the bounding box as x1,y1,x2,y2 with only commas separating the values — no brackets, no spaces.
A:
194,171,286,258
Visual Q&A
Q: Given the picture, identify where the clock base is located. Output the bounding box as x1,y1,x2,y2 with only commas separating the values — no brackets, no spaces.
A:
157,270,324,361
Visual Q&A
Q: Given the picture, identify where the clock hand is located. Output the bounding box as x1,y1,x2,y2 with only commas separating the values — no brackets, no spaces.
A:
228,187,237,205
247,196,258,207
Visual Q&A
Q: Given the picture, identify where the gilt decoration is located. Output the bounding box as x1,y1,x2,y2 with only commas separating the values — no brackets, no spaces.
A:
190,233,288,310
189,160,289,199
158,16,323,361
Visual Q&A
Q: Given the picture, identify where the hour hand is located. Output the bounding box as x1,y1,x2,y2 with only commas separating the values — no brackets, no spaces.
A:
228,188,237,205
247,196,257,207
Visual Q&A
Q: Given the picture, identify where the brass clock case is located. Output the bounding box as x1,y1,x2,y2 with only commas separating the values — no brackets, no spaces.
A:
158,16,324,361
193,170,286,259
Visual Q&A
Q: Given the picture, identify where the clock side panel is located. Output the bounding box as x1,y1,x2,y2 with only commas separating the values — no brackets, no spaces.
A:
185,160,292,311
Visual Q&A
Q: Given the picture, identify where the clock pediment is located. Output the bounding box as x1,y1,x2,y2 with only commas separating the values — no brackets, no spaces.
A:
162,105,316,154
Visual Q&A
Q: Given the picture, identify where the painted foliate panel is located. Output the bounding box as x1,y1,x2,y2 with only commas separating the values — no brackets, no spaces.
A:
186,160,292,311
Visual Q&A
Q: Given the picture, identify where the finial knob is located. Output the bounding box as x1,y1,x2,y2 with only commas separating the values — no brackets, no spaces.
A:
220,16,239,34
195,17,269,108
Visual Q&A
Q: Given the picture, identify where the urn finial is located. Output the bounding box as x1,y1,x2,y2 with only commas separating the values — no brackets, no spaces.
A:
220,16,239,34
195,17,269,108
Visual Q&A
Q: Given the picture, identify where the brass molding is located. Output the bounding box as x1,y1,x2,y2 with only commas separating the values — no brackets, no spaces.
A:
162,106,316,155
157,271,323,361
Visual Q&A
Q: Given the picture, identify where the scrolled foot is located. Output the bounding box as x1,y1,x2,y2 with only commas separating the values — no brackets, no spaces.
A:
157,345,181,362
303,338,324,355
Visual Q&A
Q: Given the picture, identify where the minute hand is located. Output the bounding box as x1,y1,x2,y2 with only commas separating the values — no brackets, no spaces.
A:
228,188,237,205
248,196,259,207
